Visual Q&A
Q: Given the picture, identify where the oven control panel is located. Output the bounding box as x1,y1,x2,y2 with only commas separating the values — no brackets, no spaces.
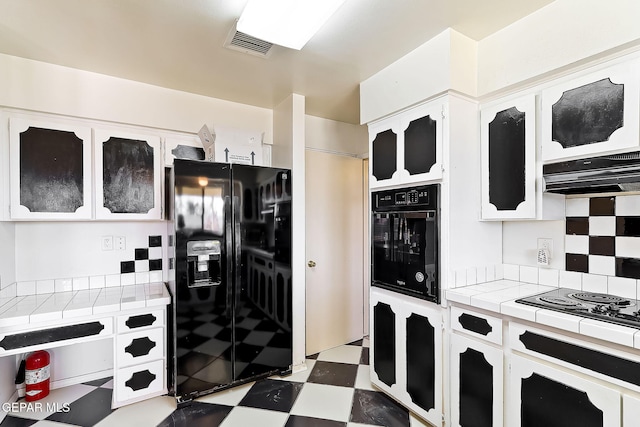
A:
374,184,438,211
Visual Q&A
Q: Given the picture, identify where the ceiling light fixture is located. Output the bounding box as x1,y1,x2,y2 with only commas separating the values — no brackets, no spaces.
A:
237,0,347,50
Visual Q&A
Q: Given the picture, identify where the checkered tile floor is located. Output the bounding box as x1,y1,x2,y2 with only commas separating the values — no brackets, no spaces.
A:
1,339,430,427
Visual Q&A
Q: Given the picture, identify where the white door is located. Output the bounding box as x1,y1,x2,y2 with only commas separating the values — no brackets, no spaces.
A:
305,149,365,355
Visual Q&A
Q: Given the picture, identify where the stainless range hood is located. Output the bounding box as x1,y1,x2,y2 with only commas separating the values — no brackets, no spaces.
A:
543,151,640,194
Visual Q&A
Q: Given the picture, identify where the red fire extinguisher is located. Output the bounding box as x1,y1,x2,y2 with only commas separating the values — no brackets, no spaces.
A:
25,350,50,402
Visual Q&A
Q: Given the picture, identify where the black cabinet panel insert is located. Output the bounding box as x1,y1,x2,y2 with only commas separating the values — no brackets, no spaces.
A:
372,130,397,181
19,127,84,213
458,313,493,336
373,302,396,387
460,348,493,427
404,116,436,176
488,106,526,211
552,78,624,148
521,373,603,427
102,137,154,214
519,330,640,387
125,337,157,358
0,322,105,350
406,313,435,411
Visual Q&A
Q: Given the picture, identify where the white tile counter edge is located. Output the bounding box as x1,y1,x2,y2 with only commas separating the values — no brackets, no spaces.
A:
0,282,170,330
446,280,640,351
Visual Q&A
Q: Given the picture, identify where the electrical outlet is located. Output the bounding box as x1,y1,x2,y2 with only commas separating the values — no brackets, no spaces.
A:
115,236,126,251
101,236,114,251
537,238,553,258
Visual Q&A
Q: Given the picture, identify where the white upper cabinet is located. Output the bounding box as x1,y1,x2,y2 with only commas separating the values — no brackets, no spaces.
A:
9,116,93,220
163,135,205,166
542,61,640,162
369,99,443,189
480,95,537,220
94,128,162,220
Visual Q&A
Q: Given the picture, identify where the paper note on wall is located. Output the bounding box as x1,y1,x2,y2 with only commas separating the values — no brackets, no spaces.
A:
214,126,265,166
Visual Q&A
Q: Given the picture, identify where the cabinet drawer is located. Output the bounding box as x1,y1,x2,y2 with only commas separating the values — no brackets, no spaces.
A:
116,327,164,367
451,306,502,345
116,309,164,333
0,319,112,356
510,322,640,393
114,359,165,404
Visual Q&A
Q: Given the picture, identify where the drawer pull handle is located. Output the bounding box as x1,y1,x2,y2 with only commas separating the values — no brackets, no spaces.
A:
125,313,157,329
125,369,156,391
125,337,157,358
458,313,493,336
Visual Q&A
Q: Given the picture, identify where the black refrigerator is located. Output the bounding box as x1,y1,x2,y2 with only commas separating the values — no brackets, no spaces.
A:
167,159,293,405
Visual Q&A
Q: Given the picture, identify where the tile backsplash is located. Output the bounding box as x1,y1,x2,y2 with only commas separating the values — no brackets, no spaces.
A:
566,194,640,279
10,234,165,297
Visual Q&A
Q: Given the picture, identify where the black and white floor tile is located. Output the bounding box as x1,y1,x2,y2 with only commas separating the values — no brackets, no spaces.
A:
1,339,430,427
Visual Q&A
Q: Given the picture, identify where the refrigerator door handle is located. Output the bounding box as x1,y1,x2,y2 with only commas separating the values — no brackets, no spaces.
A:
233,195,242,316
224,195,233,318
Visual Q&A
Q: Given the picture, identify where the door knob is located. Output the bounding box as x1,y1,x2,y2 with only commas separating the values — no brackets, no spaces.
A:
308,260,316,268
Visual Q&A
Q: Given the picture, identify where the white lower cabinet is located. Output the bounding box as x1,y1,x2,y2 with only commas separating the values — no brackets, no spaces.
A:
450,333,503,427
112,310,167,407
623,394,640,427
508,354,621,427
370,287,442,426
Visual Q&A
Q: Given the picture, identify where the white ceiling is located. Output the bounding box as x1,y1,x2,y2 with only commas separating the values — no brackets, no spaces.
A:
0,0,553,124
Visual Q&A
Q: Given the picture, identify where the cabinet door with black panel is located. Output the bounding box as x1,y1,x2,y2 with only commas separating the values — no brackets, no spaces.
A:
94,129,162,220
368,118,400,189
370,287,443,427
508,354,620,427
397,100,443,185
542,61,640,162
480,95,536,220
450,333,503,427
370,287,398,391
9,116,92,220
368,100,443,189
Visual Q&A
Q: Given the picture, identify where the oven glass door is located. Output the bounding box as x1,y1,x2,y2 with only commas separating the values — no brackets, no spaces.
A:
372,210,437,301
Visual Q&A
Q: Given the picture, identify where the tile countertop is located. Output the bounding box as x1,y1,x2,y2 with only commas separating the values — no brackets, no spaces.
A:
0,283,170,329
446,280,640,350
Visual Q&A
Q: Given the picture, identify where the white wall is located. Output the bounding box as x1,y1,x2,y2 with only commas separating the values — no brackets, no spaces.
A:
305,115,367,156
0,53,273,138
14,221,167,282
0,222,15,286
478,0,640,96
445,95,502,278
0,53,275,284
0,356,16,414
360,29,477,124
273,94,306,367
502,220,565,269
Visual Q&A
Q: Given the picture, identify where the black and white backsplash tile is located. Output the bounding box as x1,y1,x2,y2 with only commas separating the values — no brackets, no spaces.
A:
566,195,640,280
11,235,165,296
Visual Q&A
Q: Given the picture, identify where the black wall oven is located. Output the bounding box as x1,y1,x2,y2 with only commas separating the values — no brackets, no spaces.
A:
371,184,439,303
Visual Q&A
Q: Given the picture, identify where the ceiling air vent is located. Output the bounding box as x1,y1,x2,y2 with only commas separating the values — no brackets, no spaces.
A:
224,22,274,58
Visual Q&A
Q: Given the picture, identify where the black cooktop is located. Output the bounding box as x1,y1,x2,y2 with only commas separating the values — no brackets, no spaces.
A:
516,288,640,328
